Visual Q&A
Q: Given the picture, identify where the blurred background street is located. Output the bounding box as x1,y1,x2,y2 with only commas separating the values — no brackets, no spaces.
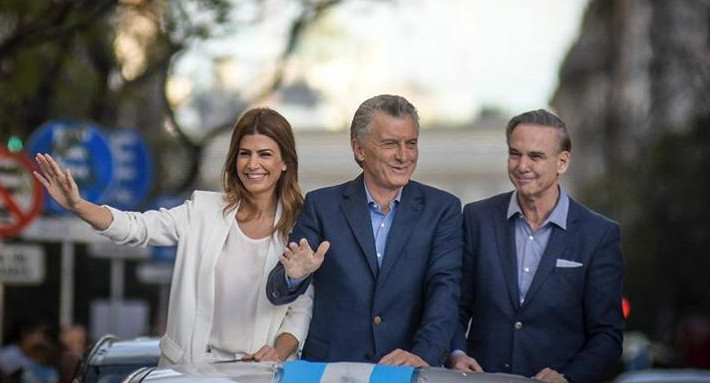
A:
1,0,709,381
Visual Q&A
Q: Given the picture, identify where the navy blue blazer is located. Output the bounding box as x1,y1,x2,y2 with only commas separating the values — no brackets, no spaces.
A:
267,175,462,366
452,192,624,383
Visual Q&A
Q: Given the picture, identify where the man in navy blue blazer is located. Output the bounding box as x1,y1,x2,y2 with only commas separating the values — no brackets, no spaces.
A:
449,109,625,383
266,94,462,367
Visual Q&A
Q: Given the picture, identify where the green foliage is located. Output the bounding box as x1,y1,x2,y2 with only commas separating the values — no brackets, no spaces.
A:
581,117,710,338
0,0,236,140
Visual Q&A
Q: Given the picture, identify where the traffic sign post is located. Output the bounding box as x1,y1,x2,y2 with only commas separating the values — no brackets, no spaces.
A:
104,129,153,210
0,244,45,284
25,120,115,214
0,148,44,237
0,243,46,346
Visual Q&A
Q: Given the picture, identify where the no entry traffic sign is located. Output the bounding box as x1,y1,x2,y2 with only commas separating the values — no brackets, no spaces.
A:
0,148,44,237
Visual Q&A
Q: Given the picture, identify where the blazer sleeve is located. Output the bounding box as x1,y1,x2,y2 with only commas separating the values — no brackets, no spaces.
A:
411,196,463,366
276,284,314,355
266,192,319,305
451,203,476,352
98,195,191,247
563,222,625,383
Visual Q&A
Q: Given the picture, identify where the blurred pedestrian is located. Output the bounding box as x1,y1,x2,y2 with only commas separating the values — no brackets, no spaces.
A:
57,325,87,383
0,320,50,380
19,341,60,383
34,108,313,365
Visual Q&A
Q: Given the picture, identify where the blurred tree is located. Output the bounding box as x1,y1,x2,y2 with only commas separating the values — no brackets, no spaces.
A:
0,0,343,197
551,0,710,364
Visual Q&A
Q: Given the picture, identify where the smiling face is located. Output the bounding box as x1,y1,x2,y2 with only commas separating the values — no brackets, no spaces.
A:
352,111,418,196
236,133,287,199
507,123,570,202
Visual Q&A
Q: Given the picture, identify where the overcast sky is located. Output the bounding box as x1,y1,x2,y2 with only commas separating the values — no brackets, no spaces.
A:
170,0,590,133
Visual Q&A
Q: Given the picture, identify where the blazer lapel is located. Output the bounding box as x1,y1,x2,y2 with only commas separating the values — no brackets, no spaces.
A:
521,202,577,308
199,204,235,276
341,175,379,277
495,193,522,310
378,182,423,284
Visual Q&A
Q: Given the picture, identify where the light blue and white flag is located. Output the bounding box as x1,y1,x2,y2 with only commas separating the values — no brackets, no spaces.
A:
281,361,415,383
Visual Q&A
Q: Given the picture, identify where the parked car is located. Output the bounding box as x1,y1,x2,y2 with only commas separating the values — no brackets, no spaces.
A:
72,335,160,383
123,360,538,383
614,369,710,383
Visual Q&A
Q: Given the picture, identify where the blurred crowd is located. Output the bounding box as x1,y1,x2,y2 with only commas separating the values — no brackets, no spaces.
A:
0,320,87,383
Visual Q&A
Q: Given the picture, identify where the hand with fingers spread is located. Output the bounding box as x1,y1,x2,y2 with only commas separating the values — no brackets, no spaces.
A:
534,368,568,383
280,238,330,279
448,353,483,372
379,349,429,367
33,153,113,230
33,153,83,212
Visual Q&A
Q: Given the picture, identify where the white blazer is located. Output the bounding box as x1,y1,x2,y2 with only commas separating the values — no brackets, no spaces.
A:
98,191,313,365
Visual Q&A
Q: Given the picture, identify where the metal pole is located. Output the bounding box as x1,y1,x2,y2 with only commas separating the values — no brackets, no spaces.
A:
60,240,74,329
109,259,124,334
0,283,4,346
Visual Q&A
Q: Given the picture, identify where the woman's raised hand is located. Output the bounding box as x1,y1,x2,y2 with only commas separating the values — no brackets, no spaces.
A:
33,153,113,230
33,153,83,212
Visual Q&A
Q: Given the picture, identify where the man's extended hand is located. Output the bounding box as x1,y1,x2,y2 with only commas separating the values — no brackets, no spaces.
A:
379,349,429,367
534,368,568,383
280,238,330,279
448,353,483,372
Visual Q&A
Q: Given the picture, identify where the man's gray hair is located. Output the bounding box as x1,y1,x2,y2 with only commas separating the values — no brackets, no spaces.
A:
350,94,420,145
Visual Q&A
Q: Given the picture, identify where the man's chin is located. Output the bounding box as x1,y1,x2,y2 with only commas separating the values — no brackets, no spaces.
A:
392,176,412,187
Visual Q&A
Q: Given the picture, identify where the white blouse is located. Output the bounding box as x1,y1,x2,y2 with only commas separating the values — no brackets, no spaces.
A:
209,220,271,357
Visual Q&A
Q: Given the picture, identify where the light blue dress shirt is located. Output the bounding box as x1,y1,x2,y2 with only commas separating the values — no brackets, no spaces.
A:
506,187,569,304
365,186,401,267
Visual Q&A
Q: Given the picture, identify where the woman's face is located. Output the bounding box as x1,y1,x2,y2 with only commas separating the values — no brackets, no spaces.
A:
236,133,287,198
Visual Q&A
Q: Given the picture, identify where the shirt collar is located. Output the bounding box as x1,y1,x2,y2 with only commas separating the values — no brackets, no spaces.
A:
365,185,402,209
506,187,569,230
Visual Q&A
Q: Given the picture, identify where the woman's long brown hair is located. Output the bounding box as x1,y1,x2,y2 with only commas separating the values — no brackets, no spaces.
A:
222,108,303,241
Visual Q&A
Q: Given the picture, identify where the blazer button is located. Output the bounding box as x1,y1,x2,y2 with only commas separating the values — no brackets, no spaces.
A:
503,363,511,370
272,291,280,298
373,315,382,325
514,321,523,329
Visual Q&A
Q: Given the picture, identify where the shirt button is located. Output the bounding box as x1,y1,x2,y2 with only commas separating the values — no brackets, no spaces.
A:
373,316,382,325
377,253,382,258
380,222,385,227
514,321,523,329
528,236,534,241
524,267,530,273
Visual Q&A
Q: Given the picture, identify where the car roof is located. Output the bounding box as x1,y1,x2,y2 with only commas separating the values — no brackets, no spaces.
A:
129,361,538,383
88,335,160,366
614,369,710,383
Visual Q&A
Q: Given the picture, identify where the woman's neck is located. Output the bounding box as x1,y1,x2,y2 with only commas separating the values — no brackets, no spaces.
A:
240,192,277,218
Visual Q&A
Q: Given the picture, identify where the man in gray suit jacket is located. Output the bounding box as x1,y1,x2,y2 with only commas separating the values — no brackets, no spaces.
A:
267,94,462,367
450,109,625,383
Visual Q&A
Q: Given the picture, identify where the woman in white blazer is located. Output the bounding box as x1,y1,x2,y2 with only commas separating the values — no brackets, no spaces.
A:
33,108,321,365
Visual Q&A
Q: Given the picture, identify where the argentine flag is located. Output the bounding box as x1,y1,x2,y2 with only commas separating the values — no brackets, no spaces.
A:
281,361,415,383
